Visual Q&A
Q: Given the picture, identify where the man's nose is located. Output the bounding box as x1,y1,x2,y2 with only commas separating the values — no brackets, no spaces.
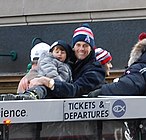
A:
80,46,85,50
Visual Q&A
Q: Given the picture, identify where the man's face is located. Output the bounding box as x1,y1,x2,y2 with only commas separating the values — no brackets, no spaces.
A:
73,41,91,60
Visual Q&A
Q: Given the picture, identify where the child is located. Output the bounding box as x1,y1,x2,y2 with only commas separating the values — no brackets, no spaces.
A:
37,40,72,83
95,47,112,76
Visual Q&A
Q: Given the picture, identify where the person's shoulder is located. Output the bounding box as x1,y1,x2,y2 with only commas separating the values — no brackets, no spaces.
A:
39,52,53,61
40,52,51,57
92,61,105,73
92,60,102,67
130,61,146,70
84,60,103,71
85,61,105,76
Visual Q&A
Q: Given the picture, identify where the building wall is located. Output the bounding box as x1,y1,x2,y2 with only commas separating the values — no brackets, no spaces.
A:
0,0,146,73
0,0,146,26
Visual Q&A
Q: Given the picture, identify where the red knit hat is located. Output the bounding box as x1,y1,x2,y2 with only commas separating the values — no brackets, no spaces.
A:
95,48,112,65
138,32,146,41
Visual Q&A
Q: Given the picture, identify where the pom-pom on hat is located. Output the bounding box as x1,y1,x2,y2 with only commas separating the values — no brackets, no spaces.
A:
138,32,146,41
31,42,50,61
95,48,112,65
72,23,95,48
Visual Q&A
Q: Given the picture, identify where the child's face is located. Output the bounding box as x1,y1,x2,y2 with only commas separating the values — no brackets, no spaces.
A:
104,62,113,76
52,46,67,62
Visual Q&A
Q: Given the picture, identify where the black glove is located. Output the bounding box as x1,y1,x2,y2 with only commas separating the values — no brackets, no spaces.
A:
88,88,102,97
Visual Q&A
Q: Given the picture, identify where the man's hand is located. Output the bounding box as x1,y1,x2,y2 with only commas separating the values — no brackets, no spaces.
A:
29,77,55,89
29,77,44,88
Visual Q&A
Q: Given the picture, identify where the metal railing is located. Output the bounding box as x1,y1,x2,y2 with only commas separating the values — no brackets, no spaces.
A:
0,51,17,61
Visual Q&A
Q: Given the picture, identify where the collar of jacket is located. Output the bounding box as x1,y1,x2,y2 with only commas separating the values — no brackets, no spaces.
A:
128,40,146,66
73,49,96,71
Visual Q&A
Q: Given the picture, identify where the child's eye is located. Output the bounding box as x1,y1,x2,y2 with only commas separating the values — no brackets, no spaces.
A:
54,50,59,53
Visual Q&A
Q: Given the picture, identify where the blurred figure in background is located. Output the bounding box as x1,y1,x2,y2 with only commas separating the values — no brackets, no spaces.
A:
27,42,51,72
17,42,50,93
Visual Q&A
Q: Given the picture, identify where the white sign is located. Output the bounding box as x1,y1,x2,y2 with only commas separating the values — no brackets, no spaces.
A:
0,99,64,124
64,98,110,121
0,96,146,124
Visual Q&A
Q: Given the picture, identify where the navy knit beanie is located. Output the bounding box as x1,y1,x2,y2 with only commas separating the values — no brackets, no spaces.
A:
72,23,95,48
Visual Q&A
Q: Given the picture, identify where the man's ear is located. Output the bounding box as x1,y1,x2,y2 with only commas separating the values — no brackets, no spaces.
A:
72,48,75,51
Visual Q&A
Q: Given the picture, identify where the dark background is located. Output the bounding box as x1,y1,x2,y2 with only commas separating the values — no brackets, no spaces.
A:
0,19,145,73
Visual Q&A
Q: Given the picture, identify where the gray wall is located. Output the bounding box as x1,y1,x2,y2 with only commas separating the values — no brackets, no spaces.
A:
0,0,146,26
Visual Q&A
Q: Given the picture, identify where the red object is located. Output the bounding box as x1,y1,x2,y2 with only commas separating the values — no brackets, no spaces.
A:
3,119,11,125
138,32,146,41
